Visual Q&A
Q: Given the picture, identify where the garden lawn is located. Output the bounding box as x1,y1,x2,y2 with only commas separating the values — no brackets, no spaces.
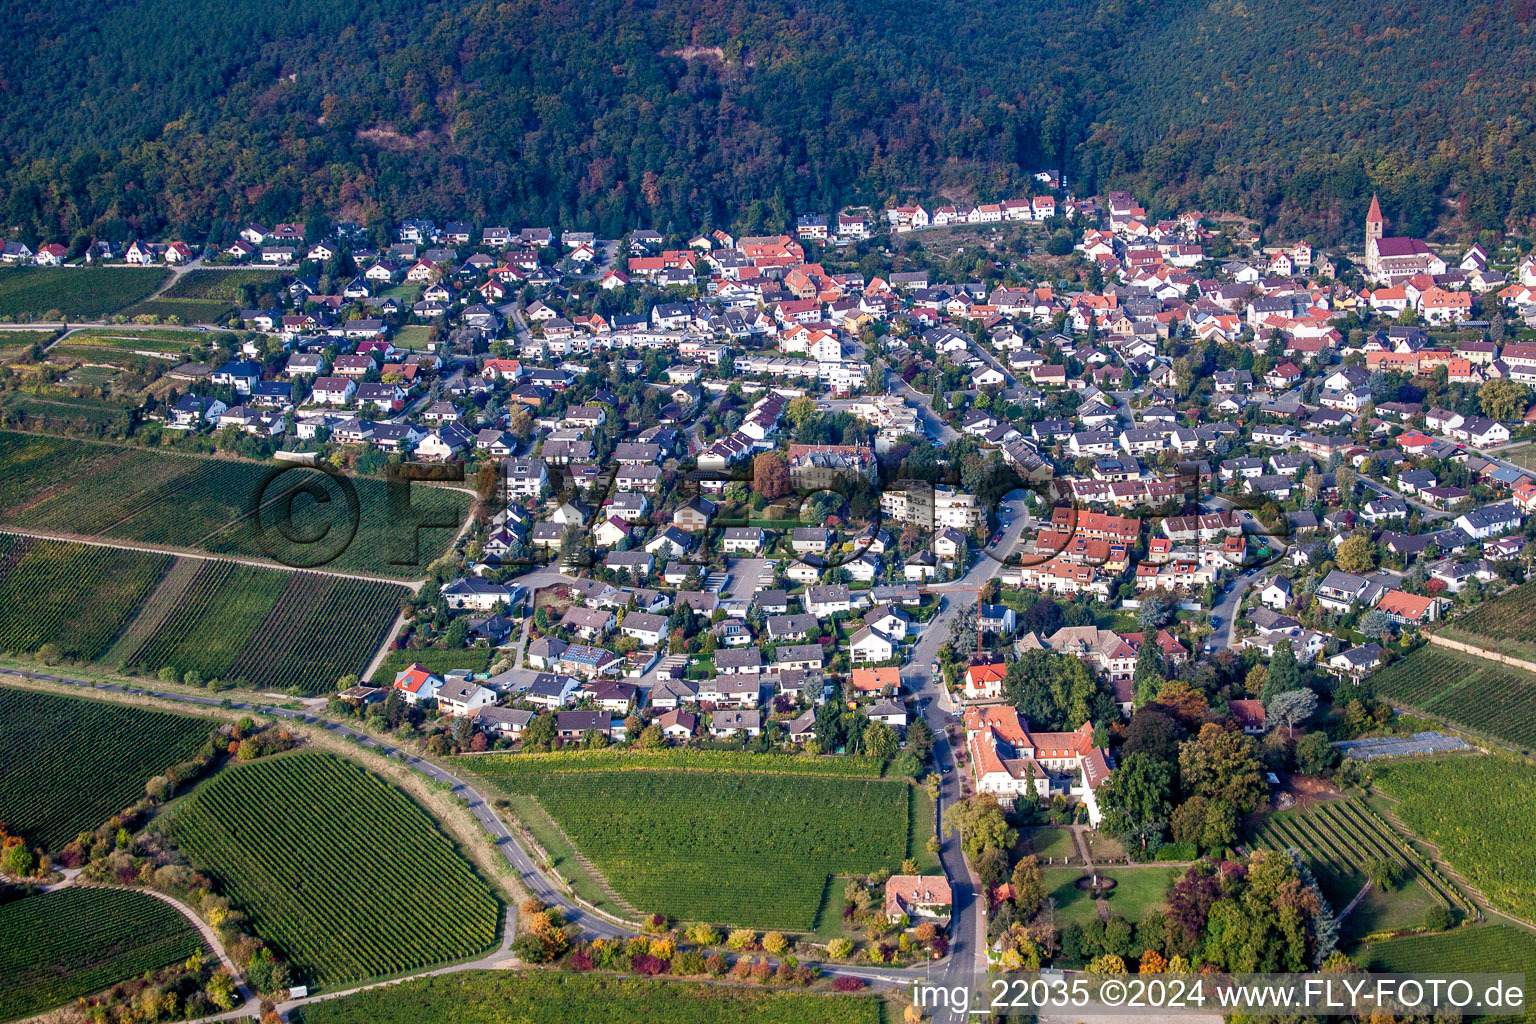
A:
0,887,208,1021
1041,867,1176,927
293,972,882,1024
1026,826,1079,865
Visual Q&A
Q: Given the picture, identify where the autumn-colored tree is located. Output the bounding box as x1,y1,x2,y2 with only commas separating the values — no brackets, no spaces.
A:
1087,953,1127,975
1152,680,1209,728
1139,949,1168,973
751,451,792,499
1011,854,1047,918
1335,533,1376,574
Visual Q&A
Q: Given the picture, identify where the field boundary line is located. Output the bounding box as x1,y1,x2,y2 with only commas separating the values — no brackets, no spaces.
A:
1425,633,1536,674
519,795,641,920
0,525,424,591
102,555,201,667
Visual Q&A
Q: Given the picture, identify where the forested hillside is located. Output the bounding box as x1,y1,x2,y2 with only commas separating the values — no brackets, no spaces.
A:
4,0,1536,246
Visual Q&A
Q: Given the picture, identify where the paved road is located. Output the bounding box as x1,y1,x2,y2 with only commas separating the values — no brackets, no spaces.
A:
1356,474,1451,521
893,491,1037,989
891,374,961,443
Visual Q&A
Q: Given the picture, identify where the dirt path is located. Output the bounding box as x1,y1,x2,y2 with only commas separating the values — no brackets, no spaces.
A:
363,608,410,683
0,525,424,590
103,556,202,665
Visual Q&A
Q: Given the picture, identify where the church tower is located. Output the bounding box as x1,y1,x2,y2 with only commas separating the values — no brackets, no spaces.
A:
1365,194,1384,248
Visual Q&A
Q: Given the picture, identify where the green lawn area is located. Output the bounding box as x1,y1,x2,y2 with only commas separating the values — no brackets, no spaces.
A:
1339,876,1439,948
380,282,423,303
1026,826,1079,865
1042,866,1176,926
393,324,435,349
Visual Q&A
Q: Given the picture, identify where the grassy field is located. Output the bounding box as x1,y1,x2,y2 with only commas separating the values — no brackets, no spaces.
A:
160,752,500,985
0,887,209,1021
1366,925,1536,1022
371,646,493,683
293,972,883,1024
1026,826,1079,865
0,686,212,850
0,431,471,579
119,560,405,693
0,534,171,661
1373,755,1536,923
0,266,169,319
1041,867,1176,927
1367,645,1536,750
460,755,914,930
392,324,435,349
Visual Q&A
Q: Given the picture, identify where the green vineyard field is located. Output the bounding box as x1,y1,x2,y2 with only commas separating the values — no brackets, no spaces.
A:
0,534,170,660
0,266,169,320
294,972,882,1024
1374,755,1536,923
160,753,500,984
1367,925,1536,1023
1367,646,1536,750
124,560,404,693
462,761,911,930
0,686,212,850
0,430,470,579
0,887,208,1021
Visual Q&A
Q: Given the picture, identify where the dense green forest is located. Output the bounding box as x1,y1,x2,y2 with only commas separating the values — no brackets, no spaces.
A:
3,0,1536,247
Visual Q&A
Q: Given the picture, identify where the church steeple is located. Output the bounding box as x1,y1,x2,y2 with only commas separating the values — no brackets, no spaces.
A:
1366,194,1384,247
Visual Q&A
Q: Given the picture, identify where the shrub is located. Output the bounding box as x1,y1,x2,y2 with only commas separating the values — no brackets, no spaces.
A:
833,976,867,991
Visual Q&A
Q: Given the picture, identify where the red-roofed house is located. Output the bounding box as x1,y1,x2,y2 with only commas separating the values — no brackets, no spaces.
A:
393,663,443,704
964,661,1007,700
1376,589,1440,625
851,666,901,694
1227,699,1266,734
885,875,953,923
962,706,1110,825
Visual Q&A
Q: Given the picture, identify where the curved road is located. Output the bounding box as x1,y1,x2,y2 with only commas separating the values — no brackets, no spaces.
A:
6,668,964,996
